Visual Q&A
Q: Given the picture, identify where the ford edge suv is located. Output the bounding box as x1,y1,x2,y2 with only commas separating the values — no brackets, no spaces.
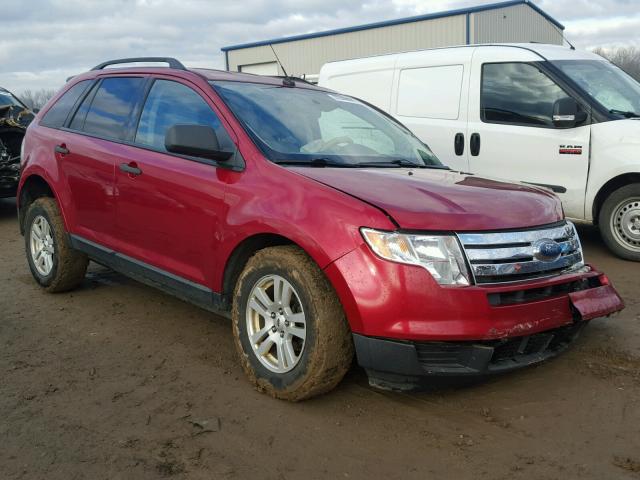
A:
17,57,624,400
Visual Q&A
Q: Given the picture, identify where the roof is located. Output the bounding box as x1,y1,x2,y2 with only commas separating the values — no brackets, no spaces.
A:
221,0,564,52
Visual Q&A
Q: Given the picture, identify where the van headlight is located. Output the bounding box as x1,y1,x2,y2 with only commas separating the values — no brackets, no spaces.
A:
361,228,471,286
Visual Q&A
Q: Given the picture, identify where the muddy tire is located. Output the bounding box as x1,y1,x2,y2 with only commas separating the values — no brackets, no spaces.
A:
232,246,354,401
599,183,640,261
24,197,88,292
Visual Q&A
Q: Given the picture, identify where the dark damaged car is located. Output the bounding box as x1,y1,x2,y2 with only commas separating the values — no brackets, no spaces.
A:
0,87,35,197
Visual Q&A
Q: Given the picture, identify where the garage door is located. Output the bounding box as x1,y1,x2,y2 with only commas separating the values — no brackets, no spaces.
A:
239,62,279,76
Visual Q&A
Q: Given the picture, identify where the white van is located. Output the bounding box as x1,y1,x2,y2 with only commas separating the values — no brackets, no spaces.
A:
319,44,640,261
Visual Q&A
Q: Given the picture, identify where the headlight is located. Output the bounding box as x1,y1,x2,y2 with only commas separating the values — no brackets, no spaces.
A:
361,228,471,286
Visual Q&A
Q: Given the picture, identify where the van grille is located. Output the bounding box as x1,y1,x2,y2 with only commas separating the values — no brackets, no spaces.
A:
458,222,584,284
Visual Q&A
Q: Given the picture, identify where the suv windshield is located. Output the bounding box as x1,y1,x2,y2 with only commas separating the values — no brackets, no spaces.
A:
553,60,640,116
211,81,444,168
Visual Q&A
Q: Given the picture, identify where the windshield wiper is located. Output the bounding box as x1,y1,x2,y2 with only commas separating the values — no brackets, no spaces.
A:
609,109,640,118
274,158,351,168
355,159,449,169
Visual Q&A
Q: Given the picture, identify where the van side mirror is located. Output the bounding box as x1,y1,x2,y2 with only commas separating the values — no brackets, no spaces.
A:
553,98,587,128
165,124,234,161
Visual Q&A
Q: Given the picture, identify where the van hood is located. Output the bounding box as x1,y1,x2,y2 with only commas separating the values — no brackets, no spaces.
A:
290,167,563,231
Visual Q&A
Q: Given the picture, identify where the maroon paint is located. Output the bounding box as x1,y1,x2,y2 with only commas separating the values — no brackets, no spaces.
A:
18,67,623,343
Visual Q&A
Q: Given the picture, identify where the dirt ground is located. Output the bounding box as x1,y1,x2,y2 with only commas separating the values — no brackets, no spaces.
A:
1,197,639,480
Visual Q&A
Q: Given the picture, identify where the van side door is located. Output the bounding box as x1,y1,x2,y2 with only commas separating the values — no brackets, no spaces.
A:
391,48,474,172
467,48,592,220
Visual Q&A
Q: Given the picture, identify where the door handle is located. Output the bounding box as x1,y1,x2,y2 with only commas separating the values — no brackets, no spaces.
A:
454,133,464,156
54,144,69,155
470,133,481,156
119,162,142,176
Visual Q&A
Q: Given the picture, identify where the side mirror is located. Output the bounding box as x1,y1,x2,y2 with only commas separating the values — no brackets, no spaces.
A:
165,124,234,162
553,98,587,128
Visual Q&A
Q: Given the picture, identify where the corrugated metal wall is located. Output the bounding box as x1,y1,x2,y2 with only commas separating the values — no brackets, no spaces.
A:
227,14,467,77
472,4,563,45
226,4,564,78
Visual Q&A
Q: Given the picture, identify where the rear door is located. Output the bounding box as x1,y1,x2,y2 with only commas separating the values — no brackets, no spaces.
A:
467,48,591,220
55,76,146,245
391,48,474,172
113,77,237,287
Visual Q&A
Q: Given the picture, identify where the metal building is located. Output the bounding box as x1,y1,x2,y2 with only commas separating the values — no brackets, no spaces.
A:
221,0,564,82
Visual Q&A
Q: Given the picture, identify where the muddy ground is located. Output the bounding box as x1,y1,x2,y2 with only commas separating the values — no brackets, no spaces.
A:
1,197,639,480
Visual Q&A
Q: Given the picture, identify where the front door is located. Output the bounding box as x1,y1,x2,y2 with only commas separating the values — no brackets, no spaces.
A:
113,78,237,287
467,51,591,220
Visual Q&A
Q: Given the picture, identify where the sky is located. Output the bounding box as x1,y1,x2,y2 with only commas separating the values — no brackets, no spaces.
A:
0,0,639,94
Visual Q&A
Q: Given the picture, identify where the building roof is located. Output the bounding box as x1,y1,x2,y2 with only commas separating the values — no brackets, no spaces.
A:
221,0,564,52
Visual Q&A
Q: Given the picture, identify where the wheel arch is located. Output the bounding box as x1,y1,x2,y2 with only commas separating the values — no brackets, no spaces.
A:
221,233,300,308
592,172,640,225
18,174,56,235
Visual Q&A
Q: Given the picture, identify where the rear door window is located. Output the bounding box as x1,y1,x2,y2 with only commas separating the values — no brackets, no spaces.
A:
134,79,233,153
481,63,571,127
80,77,145,140
40,80,92,128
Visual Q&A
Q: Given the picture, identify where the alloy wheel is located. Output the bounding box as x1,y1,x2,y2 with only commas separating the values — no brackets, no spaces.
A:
245,274,307,373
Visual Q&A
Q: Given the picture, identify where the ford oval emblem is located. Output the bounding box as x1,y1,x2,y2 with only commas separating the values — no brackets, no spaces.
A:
533,238,562,262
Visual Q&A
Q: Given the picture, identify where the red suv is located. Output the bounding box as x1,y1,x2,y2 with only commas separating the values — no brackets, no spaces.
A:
18,57,624,400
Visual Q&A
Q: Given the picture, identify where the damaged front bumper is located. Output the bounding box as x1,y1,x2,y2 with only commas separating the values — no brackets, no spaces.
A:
351,281,624,391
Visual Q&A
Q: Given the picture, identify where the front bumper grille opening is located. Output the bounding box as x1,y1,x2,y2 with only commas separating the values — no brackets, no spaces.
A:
413,323,585,374
487,276,602,306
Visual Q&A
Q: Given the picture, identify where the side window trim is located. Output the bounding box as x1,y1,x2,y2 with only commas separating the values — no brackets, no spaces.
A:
480,61,582,130
123,76,154,143
130,77,157,143
65,79,101,130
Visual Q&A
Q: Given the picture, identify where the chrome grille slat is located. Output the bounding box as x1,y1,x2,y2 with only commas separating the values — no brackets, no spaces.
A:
465,239,579,262
458,223,574,246
457,222,584,284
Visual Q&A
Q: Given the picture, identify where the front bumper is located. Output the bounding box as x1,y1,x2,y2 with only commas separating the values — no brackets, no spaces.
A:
324,244,624,389
354,322,587,390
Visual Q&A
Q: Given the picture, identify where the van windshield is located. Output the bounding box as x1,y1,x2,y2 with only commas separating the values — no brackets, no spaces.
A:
552,60,640,116
211,81,445,168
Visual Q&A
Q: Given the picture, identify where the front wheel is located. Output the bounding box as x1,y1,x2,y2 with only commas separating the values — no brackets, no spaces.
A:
232,246,353,401
599,183,640,261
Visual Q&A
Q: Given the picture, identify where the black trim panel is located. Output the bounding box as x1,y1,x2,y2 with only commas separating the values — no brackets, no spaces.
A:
70,235,229,317
522,181,567,194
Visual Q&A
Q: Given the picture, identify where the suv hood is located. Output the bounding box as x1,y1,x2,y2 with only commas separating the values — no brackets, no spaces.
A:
290,167,563,231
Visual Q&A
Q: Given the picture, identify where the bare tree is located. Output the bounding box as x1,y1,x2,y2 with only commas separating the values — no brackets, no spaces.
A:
593,46,640,81
18,89,56,110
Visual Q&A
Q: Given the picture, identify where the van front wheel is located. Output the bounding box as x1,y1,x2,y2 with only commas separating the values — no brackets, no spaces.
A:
232,246,354,401
599,183,640,261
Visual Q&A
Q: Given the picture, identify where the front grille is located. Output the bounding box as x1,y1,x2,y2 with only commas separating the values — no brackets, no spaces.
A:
458,222,584,284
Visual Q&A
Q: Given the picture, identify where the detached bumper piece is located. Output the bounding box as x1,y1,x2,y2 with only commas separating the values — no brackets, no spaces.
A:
354,323,585,391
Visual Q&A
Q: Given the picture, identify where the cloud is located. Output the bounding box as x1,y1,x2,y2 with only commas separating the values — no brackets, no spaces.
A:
0,0,638,93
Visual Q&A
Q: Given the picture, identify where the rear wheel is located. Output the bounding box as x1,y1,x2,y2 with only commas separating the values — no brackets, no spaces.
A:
24,197,88,292
232,246,353,401
599,183,640,261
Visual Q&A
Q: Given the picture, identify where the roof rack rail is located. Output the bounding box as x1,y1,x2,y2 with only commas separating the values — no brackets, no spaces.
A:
91,57,187,71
